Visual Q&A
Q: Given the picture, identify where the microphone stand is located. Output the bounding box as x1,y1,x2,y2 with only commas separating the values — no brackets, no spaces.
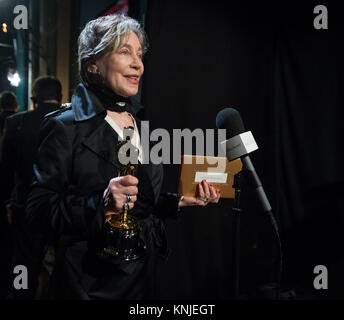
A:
232,171,243,299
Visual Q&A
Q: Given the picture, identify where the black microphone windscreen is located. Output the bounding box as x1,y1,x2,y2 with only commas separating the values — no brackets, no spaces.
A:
216,108,245,138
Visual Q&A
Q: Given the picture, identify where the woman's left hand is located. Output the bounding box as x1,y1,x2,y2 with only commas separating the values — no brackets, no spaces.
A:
178,179,221,208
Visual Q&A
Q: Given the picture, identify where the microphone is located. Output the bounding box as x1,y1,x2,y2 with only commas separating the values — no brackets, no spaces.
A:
217,108,283,299
216,107,271,213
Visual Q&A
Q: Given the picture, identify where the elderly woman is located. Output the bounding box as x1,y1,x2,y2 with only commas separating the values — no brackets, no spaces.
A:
26,14,220,300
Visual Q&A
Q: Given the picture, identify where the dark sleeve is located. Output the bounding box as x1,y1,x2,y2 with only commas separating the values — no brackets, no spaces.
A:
26,117,104,242
156,192,181,220
0,117,17,205
150,163,181,220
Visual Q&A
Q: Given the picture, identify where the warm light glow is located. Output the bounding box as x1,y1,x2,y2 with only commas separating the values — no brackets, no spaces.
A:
7,71,20,87
2,22,7,33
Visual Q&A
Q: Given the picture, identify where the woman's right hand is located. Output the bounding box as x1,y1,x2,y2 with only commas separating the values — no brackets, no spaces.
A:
103,175,138,216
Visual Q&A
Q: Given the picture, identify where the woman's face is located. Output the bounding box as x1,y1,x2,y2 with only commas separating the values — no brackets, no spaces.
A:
95,32,144,97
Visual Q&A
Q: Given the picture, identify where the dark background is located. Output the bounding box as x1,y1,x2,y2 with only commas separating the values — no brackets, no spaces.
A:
141,0,344,299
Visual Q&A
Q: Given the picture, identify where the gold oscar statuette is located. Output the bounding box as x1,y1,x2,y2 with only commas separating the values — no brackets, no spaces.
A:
97,126,146,264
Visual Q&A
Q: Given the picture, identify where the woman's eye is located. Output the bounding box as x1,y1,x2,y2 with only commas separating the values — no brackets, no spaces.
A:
120,50,129,55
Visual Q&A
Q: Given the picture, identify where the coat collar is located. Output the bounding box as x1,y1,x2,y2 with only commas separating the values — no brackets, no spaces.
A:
71,83,144,122
35,102,61,114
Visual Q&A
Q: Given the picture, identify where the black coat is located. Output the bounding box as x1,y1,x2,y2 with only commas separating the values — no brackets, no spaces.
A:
26,84,179,300
0,103,60,206
0,103,61,299
0,110,16,137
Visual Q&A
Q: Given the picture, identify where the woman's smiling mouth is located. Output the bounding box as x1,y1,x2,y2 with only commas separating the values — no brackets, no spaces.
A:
124,75,139,84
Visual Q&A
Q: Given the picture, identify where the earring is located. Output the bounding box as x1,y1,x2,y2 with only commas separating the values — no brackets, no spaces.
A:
88,67,100,75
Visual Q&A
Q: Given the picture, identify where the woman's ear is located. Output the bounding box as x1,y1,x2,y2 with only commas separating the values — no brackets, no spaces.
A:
87,63,100,75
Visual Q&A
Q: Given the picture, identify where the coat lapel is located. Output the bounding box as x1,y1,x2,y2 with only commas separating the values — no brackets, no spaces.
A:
134,116,162,204
82,119,119,169
81,117,157,206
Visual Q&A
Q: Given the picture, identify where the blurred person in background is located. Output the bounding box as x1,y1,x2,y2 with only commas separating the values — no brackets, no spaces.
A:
0,76,62,299
0,90,18,299
0,91,18,142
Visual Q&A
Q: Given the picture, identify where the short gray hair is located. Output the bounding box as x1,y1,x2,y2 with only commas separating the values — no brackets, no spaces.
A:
78,14,148,86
